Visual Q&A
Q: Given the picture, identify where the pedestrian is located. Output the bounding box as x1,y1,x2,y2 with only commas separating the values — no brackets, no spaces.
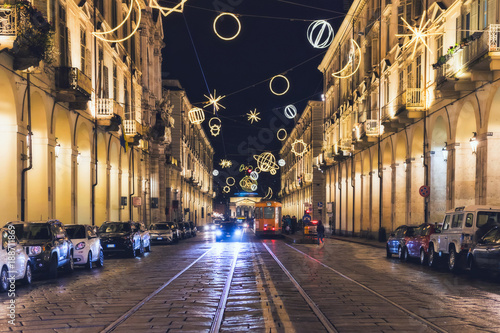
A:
285,215,291,234
317,220,325,247
291,216,297,234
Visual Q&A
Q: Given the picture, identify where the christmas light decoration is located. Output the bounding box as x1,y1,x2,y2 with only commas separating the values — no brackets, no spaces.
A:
226,177,236,186
255,167,261,173
188,107,205,124
291,139,308,157
220,159,232,168
254,152,279,175
278,159,286,167
332,39,362,79
396,13,442,58
269,75,290,96
263,187,273,200
93,0,141,43
247,109,261,123
213,12,242,41
204,90,226,112
307,20,334,49
277,128,287,141
239,164,246,172
239,176,257,192
212,169,219,176
284,105,297,119
149,0,187,17
223,186,230,193
250,171,259,180
251,184,258,191
209,117,222,137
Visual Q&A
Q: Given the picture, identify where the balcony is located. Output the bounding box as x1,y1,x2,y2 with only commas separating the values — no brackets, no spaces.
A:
96,98,124,129
55,67,92,110
0,7,16,50
365,119,382,137
340,138,353,152
123,119,143,137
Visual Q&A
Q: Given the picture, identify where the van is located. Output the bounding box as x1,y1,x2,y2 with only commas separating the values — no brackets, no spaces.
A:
428,205,500,271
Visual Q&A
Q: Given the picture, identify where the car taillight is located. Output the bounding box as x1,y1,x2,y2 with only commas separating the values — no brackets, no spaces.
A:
75,242,85,250
272,227,275,231
264,227,267,230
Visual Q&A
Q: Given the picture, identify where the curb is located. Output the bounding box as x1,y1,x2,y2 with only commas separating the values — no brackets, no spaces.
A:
328,235,386,249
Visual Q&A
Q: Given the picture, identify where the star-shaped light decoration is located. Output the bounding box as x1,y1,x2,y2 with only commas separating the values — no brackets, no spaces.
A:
396,13,442,59
220,159,232,168
291,139,309,157
246,109,261,123
203,90,226,113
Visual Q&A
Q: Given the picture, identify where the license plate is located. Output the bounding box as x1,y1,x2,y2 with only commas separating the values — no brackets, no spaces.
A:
157,237,163,240
107,244,115,248
226,234,231,237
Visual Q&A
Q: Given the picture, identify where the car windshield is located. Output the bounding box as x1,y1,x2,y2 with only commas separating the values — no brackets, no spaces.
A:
220,222,237,230
477,212,500,228
66,226,86,239
99,223,131,233
151,224,169,230
13,224,51,240
166,222,176,229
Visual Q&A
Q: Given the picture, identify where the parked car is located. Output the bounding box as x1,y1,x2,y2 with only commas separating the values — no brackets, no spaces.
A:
215,222,243,242
386,225,417,260
429,205,500,271
163,222,180,242
176,222,188,239
6,220,74,278
98,222,142,257
131,222,151,253
468,226,500,273
404,223,439,265
188,221,197,237
149,223,174,244
182,222,192,238
65,224,103,269
1,227,31,292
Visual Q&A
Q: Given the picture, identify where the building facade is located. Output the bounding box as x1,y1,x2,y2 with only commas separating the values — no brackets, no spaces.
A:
279,101,325,222
318,0,500,238
0,0,165,226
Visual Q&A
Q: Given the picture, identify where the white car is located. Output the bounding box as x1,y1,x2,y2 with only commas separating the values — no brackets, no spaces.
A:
149,223,174,244
65,225,104,269
1,227,32,292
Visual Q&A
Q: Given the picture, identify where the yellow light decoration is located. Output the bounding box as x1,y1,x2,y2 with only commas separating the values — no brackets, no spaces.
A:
284,105,297,119
149,0,187,17
307,20,334,49
277,128,287,141
263,187,273,200
250,171,259,180
251,184,258,191
247,109,261,123
220,159,232,168
332,39,362,79
188,107,205,124
396,13,442,58
213,12,242,41
269,75,290,96
254,152,279,175
223,186,230,193
291,139,308,157
93,0,141,43
239,164,246,172
204,90,226,113
254,167,261,173
209,117,222,137
239,176,257,192
226,177,236,186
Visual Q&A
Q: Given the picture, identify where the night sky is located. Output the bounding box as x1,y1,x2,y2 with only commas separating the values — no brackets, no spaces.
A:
161,0,346,202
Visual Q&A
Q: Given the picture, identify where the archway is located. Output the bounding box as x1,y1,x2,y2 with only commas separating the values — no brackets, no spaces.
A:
430,116,448,221
353,156,362,235
382,141,392,231
95,133,107,226
131,148,141,221
455,102,476,207
410,125,424,224
27,91,49,221
109,140,120,221
394,133,407,228
0,68,19,221
371,147,380,234
344,160,352,235
54,109,72,223
76,122,92,224
361,151,371,234
485,88,500,205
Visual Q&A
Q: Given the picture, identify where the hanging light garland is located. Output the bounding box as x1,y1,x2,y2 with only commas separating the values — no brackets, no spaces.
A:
396,13,442,58
213,12,242,41
188,107,205,124
219,159,232,168
149,0,187,17
93,0,141,43
278,159,286,167
204,90,226,113
212,169,219,176
332,39,362,79
250,171,259,180
291,139,308,157
277,128,288,141
209,117,222,136
307,20,334,49
254,152,279,175
247,109,261,123
269,75,290,96
226,177,236,186
284,105,297,119
263,187,273,200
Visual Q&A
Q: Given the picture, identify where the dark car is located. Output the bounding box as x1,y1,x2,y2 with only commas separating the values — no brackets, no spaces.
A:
7,220,74,278
404,223,439,265
149,223,175,244
98,222,142,257
131,222,151,252
215,222,243,242
386,225,417,260
468,226,500,273
182,222,192,238
188,221,197,237
176,222,188,239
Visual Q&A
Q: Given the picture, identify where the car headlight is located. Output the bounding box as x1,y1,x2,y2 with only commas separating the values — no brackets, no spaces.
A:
243,223,248,228
234,229,242,236
215,230,222,236
29,246,43,256
211,225,216,230
75,242,86,250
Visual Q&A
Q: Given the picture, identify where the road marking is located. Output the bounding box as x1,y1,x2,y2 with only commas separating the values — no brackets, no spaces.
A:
210,243,241,333
101,247,213,333
263,242,338,333
286,243,448,333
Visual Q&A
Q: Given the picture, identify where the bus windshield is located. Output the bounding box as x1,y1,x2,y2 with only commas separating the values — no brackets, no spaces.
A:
264,207,274,219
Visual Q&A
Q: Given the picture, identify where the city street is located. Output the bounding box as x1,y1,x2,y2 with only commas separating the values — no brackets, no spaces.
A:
1,230,500,332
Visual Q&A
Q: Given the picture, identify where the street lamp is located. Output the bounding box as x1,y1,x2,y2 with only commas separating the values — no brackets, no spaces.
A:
55,143,61,158
442,142,448,162
469,132,478,154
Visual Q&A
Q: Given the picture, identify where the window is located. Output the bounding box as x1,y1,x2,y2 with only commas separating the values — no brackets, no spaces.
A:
442,215,451,230
113,64,117,100
80,28,86,73
415,56,421,89
264,207,274,219
111,0,118,31
465,213,474,227
436,35,443,62
477,212,500,227
451,214,463,228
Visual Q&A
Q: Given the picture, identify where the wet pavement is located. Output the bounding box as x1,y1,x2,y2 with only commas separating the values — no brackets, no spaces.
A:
1,229,500,332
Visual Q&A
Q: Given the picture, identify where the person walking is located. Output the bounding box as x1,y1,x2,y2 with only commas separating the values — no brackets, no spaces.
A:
291,216,297,234
317,220,325,247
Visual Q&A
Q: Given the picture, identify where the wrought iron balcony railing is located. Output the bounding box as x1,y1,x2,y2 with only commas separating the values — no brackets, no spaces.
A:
0,7,16,36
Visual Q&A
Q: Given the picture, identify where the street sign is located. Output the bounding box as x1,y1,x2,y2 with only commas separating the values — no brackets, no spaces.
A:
303,214,311,224
318,201,323,208
419,185,430,198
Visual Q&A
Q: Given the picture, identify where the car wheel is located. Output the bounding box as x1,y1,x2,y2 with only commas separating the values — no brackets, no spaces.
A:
419,249,427,265
130,247,137,257
86,252,93,270
0,267,8,292
398,246,404,260
448,247,458,272
403,247,410,262
97,250,104,268
22,264,32,285
65,253,74,273
386,246,392,258
48,255,58,279
146,242,151,252
428,246,437,268
139,242,144,256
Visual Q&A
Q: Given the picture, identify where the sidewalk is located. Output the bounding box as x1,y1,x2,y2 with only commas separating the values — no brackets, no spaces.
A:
282,230,386,248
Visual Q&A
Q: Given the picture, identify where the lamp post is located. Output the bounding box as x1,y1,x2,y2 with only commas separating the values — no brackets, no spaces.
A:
469,132,478,154
442,142,448,161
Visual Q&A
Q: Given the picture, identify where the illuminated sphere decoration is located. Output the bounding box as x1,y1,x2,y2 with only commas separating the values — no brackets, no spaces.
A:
212,169,219,176
307,20,334,49
226,177,236,186
251,184,258,191
213,12,242,41
188,107,205,124
250,171,259,180
278,159,286,167
223,186,230,193
254,152,279,175
284,105,297,119
269,75,290,96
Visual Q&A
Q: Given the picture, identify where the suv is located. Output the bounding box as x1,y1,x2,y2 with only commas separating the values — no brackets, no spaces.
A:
131,222,151,253
429,205,500,271
7,221,74,278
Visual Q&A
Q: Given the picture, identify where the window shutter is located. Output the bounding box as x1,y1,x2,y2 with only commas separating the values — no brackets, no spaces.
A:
471,1,478,31
456,16,462,44
85,49,91,76
66,27,72,67
487,0,495,27
103,66,109,99
398,3,405,34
